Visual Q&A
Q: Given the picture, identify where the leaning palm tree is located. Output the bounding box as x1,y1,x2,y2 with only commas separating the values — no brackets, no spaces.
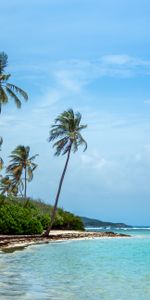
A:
7,145,38,199
44,109,87,236
0,52,28,113
0,137,3,170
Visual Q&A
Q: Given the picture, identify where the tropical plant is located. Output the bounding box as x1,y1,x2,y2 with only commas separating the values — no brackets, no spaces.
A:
7,145,38,199
0,203,43,235
44,108,87,236
0,52,28,113
0,197,84,234
0,176,18,196
0,137,3,170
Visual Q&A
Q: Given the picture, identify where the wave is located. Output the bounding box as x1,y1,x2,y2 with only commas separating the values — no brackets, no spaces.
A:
121,227,150,230
85,227,150,230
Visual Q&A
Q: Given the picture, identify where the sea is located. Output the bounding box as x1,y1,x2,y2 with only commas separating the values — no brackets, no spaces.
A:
0,227,150,300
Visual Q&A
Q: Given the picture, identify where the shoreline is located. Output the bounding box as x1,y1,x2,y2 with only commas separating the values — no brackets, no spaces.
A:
0,230,130,252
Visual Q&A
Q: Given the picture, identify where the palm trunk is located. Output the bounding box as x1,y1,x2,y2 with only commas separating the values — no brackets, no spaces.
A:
43,144,72,237
24,166,27,198
0,79,1,114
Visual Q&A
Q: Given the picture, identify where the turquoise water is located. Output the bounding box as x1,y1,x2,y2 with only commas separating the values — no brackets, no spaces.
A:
0,229,150,300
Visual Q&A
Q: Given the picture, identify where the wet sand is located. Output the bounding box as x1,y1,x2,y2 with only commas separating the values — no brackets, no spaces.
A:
0,230,130,252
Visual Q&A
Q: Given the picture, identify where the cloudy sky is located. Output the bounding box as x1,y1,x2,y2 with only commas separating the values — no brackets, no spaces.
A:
1,0,150,225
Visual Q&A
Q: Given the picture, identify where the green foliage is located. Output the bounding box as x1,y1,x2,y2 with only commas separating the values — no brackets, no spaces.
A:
0,52,28,113
0,196,84,234
0,137,3,170
39,214,51,229
6,145,38,198
0,176,19,196
55,209,84,230
0,202,43,234
49,108,87,156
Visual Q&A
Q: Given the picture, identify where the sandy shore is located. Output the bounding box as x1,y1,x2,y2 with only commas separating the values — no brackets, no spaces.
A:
0,230,130,252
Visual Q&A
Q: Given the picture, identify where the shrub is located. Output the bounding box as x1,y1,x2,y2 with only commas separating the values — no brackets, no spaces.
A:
0,197,84,234
53,209,84,231
0,203,43,234
39,213,51,230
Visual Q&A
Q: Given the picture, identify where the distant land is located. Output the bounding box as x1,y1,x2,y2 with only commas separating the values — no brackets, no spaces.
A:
80,216,132,228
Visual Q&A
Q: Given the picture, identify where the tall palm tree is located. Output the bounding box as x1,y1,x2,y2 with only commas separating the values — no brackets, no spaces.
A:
0,52,28,113
44,109,87,236
0,137,3,170
7,145,38,198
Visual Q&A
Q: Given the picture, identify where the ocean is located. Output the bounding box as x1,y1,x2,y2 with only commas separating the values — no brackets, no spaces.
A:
0,228,150,300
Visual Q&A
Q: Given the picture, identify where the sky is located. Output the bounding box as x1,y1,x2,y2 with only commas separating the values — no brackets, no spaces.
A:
0,0,150,225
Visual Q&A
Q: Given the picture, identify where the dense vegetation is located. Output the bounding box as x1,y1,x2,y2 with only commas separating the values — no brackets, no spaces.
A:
0,195,84,235
0,52,87,235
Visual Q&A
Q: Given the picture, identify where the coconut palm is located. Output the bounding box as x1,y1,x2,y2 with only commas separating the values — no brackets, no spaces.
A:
7,145,38,198
0,52,28,113
0,175,18,196
0,137,3,170
44,109,87,236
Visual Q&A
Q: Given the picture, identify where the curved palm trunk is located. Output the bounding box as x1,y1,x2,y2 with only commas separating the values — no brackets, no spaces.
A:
43,144,72,237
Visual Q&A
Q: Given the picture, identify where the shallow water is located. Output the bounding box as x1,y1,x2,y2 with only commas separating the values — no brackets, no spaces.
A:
0,231,150,299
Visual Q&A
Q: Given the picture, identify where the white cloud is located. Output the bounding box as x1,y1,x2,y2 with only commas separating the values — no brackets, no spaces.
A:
144,99,150,104
135,144,150,166
55,70,83,92
101,54,150,67
52,55,150,90
10,54,150,93
81,151,111,170
101,54,133,65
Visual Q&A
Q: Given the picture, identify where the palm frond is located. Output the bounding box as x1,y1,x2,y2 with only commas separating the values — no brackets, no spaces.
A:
7,83,28,100
0,175,19,196
7,145,38,197
77,133,87,151
0,86,8,104
6,86,21,108
75,112,81,127
27,168,33,182
30,162,38,172
29,154,39,161
1,74,11,81
0,137,3,146
53,137,69,156
78,124,87,131
62,143,72,155
49,108,87,156
25,146,30,157
49,128,66,141
72,139,78,153
0,52,8,74
0,137,3,169
0,157,3,170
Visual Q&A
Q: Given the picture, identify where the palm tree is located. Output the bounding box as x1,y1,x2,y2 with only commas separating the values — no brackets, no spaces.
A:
44,109,87,236
7,145,38,199
0,137,3,170
0,175,18,196
0,52,28,113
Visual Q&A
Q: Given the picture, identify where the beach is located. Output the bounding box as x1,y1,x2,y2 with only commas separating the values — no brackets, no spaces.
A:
0,230,129,252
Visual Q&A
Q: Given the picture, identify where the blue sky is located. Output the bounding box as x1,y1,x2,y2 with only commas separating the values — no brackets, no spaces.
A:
1,0,150,225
